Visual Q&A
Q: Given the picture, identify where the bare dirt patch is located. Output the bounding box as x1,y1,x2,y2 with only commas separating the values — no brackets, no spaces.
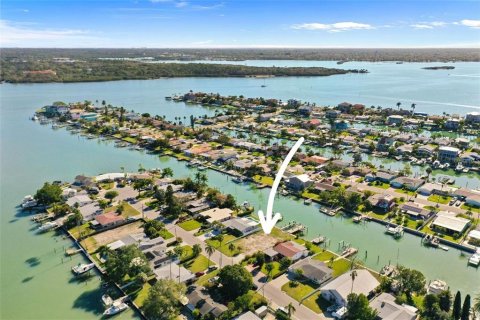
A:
82,221,143,252
238,232,281,256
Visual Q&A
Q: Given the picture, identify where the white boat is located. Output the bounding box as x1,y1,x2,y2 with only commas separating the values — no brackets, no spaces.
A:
455,164,464,172
468,253,480,267
37,221,57,232
22,195,38,208
72,263,95,275
304,199,312,205
32,115,39,121
386,225,404,238
103,301,129,316
462,168,470,173
232,176,244,184
102,294,114,307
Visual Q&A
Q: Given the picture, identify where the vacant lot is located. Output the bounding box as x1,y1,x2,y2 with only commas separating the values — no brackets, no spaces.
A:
237,232,280,256
83,221,143,252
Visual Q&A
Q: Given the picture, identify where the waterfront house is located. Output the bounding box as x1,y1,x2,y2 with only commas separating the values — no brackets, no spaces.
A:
387,115,404,126
314,181,336,193
465,194,480,208
460,152,480,167
66,194,93,207
367,194,396,212
365,171,397,183
369,293,417,320
184,144,212,157
288,257,332,284
298,105,313,116
287,174,313,191
73,175,95,188
377,136,396,152
301,155,329,166
431,211,471,235
445,118,461,130
187,288,228,318
390,176,424,191
321,270,379,307
94,212,125,229
399,202,433,220
222,217,259,236
417,145,437,158
455,138,470,149
326,109,341,119
465,111,480,124
197,207,232,224
437,146,460,164
330,159,350,170
337,102,352,113
78,202,103,221
273,241,308,261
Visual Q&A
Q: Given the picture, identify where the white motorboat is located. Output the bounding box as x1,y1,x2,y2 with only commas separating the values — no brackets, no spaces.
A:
21,195,38,208
386,225,404,238
37,221,57,232
304,199,312,205
468,253,480,267
103,301,129,316
455,164,464,172
102,294,114,307
72,263,95,275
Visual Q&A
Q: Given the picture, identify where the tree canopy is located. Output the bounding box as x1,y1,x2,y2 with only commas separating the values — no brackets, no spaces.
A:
346,293,378,320
34,182,62,205
104,245,150,283
218,264,253,300
143,279,186,320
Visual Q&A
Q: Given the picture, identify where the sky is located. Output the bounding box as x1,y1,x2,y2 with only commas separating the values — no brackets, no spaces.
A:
1,0,480,48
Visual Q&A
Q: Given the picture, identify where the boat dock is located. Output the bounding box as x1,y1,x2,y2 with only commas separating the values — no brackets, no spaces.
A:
281,222,306,235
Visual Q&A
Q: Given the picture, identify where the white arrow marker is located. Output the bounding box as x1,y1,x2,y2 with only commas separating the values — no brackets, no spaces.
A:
258,137,305,234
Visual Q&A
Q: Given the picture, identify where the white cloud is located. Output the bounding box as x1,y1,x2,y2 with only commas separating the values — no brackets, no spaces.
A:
430,21,446,27
460,19,480,28
291,22,373,32
411,24,434,29
0,20,101,47
175,1,188,7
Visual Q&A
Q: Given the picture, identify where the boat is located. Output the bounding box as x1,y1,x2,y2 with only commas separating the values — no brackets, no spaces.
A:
37,221,57,232
102,294,114,307
304,199,312,205
232,176,244,184
455,164,464,172
260,84,267,88
468,253,480,267
311,235,326,245
32,115,39,121
380,265,396,276
72,263,95,275
242,201,250,208
423,234,440,247
103,300,129,316
462,168,470,173
21,195,38,208
353,215,364,223
281,189,289,196
442,163,450,170
165,96,172,100
447,178,455,185
385,225,404,238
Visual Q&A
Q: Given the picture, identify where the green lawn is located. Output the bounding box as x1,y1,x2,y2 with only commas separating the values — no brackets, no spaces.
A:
368,181,390,189
281,281,316,302
205,234,241,256
195,269,219,286
158,229,174,240
395,189,416,196
270,227,294,241
183,254,214,273
69,222,95,239
303,292,332,314
461,204,480,213
294,239,322,254
178,219,202,231
253,175,274,186
260,261,283,278
105,202,140,218
99,181,114,190
132,283,151,308
123,137,138,144
302,191,320,201
331,258,352,277
313,250,336,262
428,194,452,204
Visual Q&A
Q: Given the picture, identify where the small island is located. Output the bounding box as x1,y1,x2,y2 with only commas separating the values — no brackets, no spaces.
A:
422,66,455,70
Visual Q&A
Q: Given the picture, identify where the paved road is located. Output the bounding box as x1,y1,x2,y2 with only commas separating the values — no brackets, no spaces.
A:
251,270,330,320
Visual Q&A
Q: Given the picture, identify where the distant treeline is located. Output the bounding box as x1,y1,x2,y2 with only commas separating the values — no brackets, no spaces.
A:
2,48,480,62
0,59,365,83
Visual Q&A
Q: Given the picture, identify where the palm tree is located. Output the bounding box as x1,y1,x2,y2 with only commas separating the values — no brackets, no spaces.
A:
217,234,224,268
228,243,236,264
192,244,202,258
265,263,274,281
396,102,401,110
166,251,175,280
286,302,296,319
205,243,215,269
411,103,416,114
350,270,358,294
474,294,480,318
174,246,184,283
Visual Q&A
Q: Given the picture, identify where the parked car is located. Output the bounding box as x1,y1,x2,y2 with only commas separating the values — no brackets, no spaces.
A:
207,266,218,272
195,272,205,277
87,187,99,195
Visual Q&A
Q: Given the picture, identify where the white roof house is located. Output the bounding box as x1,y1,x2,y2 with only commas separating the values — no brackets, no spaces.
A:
321,270,379,306
431,211,471,234
222,217,259,236
66,194,93,207
95,172,126,181
370,293,417,320
198,207,233,223
153,263,195,283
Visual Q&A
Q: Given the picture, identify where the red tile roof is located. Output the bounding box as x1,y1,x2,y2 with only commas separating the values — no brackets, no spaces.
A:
274,241,305,258
95,212,125,226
